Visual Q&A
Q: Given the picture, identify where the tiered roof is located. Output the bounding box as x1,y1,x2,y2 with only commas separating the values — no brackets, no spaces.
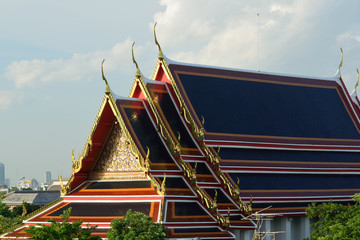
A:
3,28,360,239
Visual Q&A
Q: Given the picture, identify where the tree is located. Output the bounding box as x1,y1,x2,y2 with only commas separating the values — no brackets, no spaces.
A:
0,201,12,218
107,209,167,240
0,199,22,234
306,193,360,240
25,207,101,240
0,215,23,234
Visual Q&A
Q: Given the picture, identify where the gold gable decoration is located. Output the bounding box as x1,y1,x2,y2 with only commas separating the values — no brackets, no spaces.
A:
93,123,142,174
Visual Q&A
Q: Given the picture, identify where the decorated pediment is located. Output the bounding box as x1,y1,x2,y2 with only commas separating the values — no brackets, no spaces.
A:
90,123,145,179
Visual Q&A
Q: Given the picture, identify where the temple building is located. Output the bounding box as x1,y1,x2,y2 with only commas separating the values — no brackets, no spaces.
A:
3,30,360,240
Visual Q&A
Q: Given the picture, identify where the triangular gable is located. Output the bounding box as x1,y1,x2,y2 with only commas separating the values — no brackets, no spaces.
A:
63,92,161,196
90,123,143,179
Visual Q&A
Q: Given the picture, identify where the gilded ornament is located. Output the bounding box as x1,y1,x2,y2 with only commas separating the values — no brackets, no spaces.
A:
154,22,164,60
160,173,166,195
59,176,70,196
94,124,141,172
132,42,141,78
339,47,343,71
352,68,359,96
101,59,110,95
144,147,151,170
21,201,27,217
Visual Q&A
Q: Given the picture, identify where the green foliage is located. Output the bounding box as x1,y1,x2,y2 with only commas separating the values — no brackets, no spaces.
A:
0,192,6,200
107,209,167,240
0,201,12,218
306,193,360,240
25,208,101,240
0,215,23,234
0,198,23,234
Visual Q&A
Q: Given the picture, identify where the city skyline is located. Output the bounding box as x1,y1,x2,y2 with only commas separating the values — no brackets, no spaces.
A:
0,162,53,188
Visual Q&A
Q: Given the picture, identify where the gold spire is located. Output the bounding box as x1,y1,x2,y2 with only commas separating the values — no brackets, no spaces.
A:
154,22,164,60
131,42,141,78
338,47,343,71
101,59,110,95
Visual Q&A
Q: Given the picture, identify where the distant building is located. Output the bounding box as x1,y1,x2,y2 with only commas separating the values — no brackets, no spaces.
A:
47,178,69,191
2,191,60,209
17,178,39,190
5,178,10,187
44,171,51,184
0,163,5,186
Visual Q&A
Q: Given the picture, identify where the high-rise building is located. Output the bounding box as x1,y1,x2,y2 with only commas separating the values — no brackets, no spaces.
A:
0,163,5,186
44,171,51,184
5,178,10,187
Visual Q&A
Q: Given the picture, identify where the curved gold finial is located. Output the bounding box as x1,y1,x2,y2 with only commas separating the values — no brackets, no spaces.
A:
59,176,63,188
131,42,141,78
101,59,110,95
160,173,166,195
338,47,343,71
201,116,205,127
146,146,150,160
71,149,76,166
237,177,240,186
144,147,151,170
154,22,164,60
22,200,27,217
59,176,67,196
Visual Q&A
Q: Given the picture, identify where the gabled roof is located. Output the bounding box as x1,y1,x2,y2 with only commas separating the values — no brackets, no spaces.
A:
2,191,60,206
150,46,360,216
166,62,360,148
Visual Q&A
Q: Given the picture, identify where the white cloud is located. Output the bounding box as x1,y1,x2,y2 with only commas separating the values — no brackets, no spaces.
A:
5,39,135,88
0,91,23,110
152,0,346,74
337,31,360,46
270,4,293,14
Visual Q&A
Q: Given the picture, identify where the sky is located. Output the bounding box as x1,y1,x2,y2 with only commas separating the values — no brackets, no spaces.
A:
1,0,360,186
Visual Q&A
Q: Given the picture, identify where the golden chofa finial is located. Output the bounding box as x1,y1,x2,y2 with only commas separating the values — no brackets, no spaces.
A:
154,22,164,60
131,42,141,78
338,47,343,72
101,59,110,95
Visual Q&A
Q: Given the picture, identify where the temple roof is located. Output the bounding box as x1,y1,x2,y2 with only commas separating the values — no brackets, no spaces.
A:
165,61,360,148
2,191,60,206
6,35,360,238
